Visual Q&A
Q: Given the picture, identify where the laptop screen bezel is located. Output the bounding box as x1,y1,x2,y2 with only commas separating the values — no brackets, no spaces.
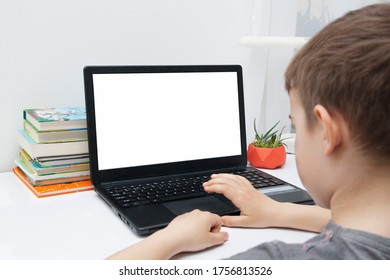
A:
83,65,247,184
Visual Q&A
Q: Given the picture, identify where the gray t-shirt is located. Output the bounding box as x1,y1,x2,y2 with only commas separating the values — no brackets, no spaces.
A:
227,221,390,259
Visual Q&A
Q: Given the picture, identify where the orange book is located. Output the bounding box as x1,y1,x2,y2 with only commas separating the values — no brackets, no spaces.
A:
13,167,94,198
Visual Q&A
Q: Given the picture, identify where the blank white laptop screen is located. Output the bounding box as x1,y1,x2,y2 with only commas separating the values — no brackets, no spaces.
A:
92,72,242,171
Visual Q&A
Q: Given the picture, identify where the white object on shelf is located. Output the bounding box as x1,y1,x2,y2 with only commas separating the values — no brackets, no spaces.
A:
239,36,310,49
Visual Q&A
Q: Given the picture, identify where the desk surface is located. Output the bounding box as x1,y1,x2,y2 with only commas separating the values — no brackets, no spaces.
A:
0,155,316,260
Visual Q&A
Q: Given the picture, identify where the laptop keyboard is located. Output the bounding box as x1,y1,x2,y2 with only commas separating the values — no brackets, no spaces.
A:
105,169,286,208
106,175,210,208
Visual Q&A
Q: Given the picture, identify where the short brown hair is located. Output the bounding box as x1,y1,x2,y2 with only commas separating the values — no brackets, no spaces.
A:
285,4,390,161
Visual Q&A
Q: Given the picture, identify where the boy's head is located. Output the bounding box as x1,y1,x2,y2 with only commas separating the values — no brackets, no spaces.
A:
285,4,390,164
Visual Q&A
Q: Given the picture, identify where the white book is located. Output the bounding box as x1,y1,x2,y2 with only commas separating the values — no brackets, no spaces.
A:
16,129,88,159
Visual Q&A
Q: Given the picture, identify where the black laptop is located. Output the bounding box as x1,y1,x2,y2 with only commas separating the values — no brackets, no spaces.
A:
83,65,313,235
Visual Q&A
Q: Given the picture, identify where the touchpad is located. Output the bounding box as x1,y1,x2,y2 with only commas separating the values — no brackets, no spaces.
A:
164,196,233,215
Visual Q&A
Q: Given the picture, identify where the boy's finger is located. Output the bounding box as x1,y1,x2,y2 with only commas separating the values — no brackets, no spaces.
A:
203,183,237,200
211,173,245,185
210,231,229,245
207,174,253,191
221,215,252,228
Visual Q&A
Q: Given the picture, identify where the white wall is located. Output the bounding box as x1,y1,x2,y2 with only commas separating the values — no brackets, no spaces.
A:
0,0,256,172
2,0,384,172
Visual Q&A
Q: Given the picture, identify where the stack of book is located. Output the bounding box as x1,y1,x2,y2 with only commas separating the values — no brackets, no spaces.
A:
13,107,93,197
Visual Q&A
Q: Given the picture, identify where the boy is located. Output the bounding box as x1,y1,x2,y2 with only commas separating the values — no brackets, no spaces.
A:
107,3,390,259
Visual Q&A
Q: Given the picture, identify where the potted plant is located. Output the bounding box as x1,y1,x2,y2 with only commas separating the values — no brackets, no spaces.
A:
247,119,287,169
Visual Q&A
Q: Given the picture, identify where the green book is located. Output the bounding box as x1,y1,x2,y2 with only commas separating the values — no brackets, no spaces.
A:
24,120,87,143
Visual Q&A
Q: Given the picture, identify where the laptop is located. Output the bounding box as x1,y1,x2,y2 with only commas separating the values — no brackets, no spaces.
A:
83,65,313,235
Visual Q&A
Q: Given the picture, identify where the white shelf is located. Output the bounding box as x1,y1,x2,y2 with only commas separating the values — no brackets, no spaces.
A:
239,36,310,48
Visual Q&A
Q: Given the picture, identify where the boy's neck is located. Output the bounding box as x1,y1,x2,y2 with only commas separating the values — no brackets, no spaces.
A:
330,163,390,238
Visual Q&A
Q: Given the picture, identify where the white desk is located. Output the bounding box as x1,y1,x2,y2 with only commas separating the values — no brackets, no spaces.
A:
0,155,316,260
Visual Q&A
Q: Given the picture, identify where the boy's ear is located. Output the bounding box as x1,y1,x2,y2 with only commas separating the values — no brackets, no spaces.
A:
313,105,343,156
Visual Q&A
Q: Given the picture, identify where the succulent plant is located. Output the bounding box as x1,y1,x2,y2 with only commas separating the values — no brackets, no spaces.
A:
252,119,287,148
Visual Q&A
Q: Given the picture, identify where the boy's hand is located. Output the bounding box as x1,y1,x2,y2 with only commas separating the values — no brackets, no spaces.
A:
161,209,229,256
106,209,228,260
203,173,281,228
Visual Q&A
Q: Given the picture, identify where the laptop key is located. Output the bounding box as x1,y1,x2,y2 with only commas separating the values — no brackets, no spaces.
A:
141,200,152,205
130,201,142,207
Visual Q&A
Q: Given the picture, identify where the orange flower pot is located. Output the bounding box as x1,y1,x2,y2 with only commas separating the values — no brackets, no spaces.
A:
247,144,286,169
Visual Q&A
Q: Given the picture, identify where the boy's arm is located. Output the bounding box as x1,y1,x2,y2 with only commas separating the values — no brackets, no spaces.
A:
261,202,330,233
106,228,177,260
106,210,229,260
203,174,330,233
